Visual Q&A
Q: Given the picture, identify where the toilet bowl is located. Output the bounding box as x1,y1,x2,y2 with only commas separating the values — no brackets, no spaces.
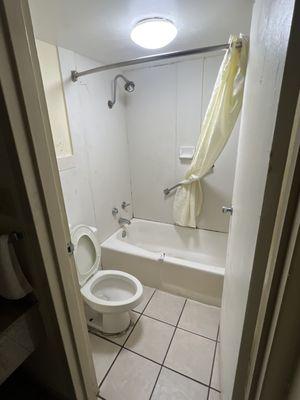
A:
71,224,143,334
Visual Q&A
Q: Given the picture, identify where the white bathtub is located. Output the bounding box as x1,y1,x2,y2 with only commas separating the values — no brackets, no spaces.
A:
101,219,227,306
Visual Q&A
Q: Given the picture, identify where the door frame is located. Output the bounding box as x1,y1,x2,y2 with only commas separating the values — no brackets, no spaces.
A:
246,93,300,399
232,2,300,397
0,1,97,399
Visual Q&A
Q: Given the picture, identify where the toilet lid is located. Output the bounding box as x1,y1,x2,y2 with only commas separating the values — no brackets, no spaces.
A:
71,225,100,287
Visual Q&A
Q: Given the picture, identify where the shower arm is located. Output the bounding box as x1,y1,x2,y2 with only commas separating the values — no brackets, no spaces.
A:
108,74,130,109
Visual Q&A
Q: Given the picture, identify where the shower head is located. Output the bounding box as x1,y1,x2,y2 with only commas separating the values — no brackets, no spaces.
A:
108,74,135,109
124,80,135,92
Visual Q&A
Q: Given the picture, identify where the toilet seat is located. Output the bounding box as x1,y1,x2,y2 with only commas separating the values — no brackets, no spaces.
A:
81,270,143,313
71,225,100,286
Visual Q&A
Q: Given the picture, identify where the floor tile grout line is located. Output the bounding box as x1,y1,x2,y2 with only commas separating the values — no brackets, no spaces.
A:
209,387,222,394
94,332,216,390
123,347,162,366
177,326,218,343
94,342,214,390
142,312,177,327
161,298,187,364
140,306,218,343
134,288,156,314
217,327,220,342
210,325,220,388
149,298,188,399
136,310,218,342
97,288,157,396
96,326,141,392
123,288,157,348
93,288,219,398
142,288,172,400
207,325,220,400
163,365,211,389
98,345,122,389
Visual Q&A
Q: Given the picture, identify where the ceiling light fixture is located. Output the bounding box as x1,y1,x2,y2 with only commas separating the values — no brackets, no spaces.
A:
131,17,177,49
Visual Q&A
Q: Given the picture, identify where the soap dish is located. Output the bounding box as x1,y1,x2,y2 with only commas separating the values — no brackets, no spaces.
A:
179,146,195,160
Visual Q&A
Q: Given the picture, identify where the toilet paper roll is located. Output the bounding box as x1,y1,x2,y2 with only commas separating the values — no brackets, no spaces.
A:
0,234,32,300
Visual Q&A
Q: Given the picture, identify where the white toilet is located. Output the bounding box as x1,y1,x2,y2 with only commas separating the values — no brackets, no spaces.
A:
71,224,143,335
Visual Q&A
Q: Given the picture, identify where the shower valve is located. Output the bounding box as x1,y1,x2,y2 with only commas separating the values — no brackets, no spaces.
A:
121,201,130,209
112,207,119,216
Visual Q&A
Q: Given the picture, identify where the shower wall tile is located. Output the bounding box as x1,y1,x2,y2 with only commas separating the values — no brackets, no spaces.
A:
126,65,177,224
126,55,239,232
57,47,239,237
75,54,132,242
58,47,132,243
175,59,203,182
58,48,97,231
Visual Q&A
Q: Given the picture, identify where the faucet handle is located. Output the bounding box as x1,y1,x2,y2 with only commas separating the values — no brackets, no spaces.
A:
121,201,130,209
112,207,119,216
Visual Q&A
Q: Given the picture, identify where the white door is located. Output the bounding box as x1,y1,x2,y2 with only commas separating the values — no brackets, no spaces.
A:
219,0,295,398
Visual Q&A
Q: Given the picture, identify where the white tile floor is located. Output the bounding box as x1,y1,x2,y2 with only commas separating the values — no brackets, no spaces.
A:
89,286,221,400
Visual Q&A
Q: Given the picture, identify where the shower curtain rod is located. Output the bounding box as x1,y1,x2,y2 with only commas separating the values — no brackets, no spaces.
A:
71,43,233,82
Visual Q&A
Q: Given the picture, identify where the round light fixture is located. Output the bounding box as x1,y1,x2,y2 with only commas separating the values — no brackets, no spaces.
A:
131,18,177,49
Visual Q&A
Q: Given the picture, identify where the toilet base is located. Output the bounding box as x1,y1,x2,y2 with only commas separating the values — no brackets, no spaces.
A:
101,311,131,335
85,304,132,336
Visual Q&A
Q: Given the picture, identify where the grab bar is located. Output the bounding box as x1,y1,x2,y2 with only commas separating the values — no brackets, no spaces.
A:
163,182,182,195
163,165,214,195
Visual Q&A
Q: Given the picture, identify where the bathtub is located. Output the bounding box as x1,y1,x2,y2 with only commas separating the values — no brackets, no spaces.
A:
101,219,227,306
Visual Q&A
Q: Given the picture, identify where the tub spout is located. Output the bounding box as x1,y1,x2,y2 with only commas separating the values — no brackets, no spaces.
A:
119,217,131,225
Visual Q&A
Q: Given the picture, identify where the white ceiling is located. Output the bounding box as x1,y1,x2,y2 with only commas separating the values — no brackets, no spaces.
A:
29,0,253,64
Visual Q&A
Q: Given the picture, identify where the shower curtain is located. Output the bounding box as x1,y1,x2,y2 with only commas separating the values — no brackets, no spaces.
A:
173,34,249,228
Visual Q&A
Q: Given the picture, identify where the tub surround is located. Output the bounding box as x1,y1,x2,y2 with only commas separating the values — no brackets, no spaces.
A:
126,57,239,232
57,45,238,243
58,46,132,243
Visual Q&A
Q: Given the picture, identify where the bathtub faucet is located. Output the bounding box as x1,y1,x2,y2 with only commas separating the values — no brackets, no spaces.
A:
118,217,131,226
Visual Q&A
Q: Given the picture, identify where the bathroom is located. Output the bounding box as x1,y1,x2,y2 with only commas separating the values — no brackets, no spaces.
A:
32,0,249,394
0,1,298,400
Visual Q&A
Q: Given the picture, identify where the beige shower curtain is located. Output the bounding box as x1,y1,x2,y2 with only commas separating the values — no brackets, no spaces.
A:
173,34,249,228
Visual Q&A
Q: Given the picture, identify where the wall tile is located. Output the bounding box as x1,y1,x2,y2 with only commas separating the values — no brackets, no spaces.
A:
126,55,239,232
58,47,132,242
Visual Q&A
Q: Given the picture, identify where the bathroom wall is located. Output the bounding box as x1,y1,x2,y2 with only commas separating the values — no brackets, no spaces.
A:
125,54,240,233
57,47,132,243
36,40,73,159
